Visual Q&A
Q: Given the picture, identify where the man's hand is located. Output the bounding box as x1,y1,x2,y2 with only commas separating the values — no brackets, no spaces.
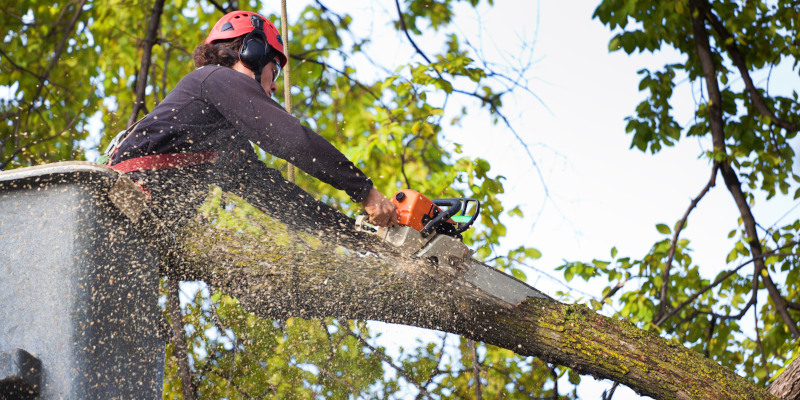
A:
363,186,398,227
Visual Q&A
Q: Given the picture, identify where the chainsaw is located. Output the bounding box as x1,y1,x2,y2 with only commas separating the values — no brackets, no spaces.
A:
356,189,480,266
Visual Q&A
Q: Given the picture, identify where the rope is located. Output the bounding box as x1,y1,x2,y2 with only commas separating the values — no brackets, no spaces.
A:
280,0,295,183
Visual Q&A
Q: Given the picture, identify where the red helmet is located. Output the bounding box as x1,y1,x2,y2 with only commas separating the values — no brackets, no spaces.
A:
205,11,287,68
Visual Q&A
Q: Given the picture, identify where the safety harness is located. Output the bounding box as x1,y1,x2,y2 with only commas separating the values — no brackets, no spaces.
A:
109,152,219,173
100,119,220,203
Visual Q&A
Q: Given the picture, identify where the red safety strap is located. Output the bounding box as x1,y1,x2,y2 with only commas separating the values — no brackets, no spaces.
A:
110,152,219,173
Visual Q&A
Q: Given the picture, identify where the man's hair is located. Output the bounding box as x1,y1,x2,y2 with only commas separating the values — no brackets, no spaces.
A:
193,36,245,68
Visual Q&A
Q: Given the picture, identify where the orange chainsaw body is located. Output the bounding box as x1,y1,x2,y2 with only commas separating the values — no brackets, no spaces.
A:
392,189,454,232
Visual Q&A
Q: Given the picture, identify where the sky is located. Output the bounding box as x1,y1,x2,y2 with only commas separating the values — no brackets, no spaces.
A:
281,0,800,399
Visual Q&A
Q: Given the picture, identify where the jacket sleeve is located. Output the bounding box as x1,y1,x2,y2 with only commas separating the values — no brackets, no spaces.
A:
200,67,373,203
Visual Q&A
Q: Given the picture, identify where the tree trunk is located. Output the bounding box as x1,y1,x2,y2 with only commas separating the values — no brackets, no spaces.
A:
169,189,779,400
770,356,800,400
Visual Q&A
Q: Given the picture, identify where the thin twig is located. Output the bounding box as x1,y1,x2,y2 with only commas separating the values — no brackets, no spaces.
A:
293,56,382,103
0,108,83,169
656,163,719,321
482,364,538,399
704,316,717,358
393,0,432,64
602,382,619,400
655,255,752,326
393,0,552,204
600,278,629,305
316,363,365,398
206,0,236,14
30,0,87,109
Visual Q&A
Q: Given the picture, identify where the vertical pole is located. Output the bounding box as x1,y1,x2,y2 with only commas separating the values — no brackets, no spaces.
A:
280,0,295,183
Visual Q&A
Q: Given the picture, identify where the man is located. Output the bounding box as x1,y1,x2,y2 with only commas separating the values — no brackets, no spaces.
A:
108,10,396,232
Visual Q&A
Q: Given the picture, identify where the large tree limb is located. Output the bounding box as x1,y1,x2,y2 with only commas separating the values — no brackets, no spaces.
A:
168,189,779,400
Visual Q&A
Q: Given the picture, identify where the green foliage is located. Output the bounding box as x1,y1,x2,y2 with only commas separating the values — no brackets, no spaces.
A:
162,281,386,399
561,0,800,389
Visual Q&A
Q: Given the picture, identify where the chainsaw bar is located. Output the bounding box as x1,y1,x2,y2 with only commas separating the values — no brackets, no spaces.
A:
355,217,472,266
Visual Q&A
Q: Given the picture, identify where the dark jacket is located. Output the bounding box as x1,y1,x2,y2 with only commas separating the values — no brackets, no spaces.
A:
112,65,372,202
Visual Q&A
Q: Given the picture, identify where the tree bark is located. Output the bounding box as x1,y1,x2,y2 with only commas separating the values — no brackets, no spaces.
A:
169,190,779,400
769,356,800,400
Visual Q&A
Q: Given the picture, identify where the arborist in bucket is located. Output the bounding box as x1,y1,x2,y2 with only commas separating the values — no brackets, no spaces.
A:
106,10,397,232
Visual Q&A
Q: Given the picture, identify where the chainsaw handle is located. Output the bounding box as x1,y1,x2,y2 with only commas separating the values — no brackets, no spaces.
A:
452,199,480,234
420,199,461,237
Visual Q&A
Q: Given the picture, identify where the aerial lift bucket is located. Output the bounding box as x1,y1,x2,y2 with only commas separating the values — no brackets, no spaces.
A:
0,162,165,399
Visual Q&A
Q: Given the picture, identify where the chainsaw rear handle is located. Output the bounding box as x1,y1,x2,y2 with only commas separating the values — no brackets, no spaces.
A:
420,199,460,237
435,198,480,235
448,198,480,234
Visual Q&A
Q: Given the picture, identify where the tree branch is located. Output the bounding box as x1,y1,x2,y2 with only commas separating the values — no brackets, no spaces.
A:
704,316,717,358
601,278,628,305
171,188,778,399
754,307,771,382
469,339,483,400
393,0,432,64
167,278,197,400
655,256,750,326
127,0,166,127
602,382,619,400
292,55,383,103
318,367,363,397
206,0,236,14
688,0,799,339
0,47,43,82
29,0,87,109
698,0,799,133
657,163,718,322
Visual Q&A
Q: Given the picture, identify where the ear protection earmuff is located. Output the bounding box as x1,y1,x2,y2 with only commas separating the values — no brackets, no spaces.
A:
239,14,271,84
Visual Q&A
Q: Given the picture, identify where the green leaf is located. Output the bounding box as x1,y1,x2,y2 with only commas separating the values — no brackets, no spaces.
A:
656,223,671,235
